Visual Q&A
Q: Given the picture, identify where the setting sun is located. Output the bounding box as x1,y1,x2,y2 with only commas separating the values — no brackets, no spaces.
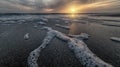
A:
71,8,76,13
69,6,78,13
68,6,79,18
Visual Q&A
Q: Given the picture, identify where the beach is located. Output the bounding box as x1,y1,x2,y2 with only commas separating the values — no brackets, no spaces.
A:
0,14,120,67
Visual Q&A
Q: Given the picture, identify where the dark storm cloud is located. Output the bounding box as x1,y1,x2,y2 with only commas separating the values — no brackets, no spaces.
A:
0,0,120,13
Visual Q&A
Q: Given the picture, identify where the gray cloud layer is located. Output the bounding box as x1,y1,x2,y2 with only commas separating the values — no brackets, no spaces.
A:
0,0,120,13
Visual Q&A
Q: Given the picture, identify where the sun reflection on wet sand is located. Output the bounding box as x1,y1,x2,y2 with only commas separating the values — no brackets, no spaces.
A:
71,14,76,18
69,22,80,34
69,13,78,18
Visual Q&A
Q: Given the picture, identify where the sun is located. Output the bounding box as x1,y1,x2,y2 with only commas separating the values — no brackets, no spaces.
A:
69,6,78,13
68,6,78,18
71,8,76,13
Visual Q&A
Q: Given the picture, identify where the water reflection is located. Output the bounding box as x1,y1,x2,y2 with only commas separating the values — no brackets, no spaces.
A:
68,16,120,67
69,23,78,34
69,22,88,35
71,14,76,18
69,13,78,18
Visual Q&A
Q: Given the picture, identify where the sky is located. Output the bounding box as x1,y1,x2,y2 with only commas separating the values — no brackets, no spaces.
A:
0,0,120,13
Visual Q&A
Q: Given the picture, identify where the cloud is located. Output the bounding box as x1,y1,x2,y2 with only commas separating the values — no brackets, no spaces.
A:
0,0,119,13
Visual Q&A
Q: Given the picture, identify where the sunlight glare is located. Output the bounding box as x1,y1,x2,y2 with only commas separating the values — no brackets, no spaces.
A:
70,6,77,13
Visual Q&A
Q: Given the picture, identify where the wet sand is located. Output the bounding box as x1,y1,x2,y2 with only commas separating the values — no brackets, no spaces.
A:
0,15,120,67
0,23,47,67
0,20,83,67
69,22,120,67
38,38,83,67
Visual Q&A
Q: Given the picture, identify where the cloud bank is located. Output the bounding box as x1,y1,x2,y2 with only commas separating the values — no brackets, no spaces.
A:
0,0,120,13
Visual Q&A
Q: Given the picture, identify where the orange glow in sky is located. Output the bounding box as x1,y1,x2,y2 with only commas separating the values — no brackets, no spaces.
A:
61,1,112,13
70,6,77,13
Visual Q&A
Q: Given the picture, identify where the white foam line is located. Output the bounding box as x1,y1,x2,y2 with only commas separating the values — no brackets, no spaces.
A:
68,33,90,40
55,24,70,30
27,28,56,67
38,21,46,25
110,37,120,42
24,33,30,40
44,27,113,67
28,27,113,67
